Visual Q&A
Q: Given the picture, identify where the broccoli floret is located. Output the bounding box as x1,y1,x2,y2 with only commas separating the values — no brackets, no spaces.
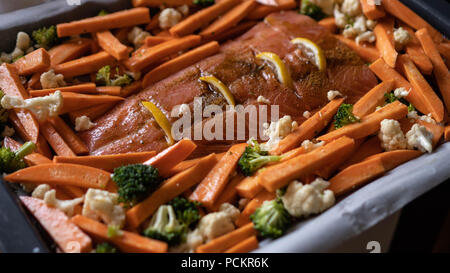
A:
334,104,360,129
0,90,8,133
96,66,133,87
193,0,215,6
300,0,327,21
98,10,109,16
0,141,36,174
238,140,281,176
143,205,185,246
32,25,58,48
167,197,201,228
384,91,415,112
111,164,162,206
250,198,291,239
95,242,118,253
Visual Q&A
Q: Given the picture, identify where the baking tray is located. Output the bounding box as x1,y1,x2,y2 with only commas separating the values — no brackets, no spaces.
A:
0,0,449,253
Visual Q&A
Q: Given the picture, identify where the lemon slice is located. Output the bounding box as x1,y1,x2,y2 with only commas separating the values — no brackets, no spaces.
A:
256,52,293,89
199,75,236,107
291,37,326,72
141,101,174,146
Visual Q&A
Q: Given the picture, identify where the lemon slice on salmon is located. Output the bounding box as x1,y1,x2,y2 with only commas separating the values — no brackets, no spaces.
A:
141,101,174,146
256,52,293,89
291,37,326,72
199,75,236,107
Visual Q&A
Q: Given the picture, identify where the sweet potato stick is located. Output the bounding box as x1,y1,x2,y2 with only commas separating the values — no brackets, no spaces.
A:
374,17,397,68
126,153,218,228
225,236,259,253
259,137,355,192
95,86,122,96
48,116,89,155
199,0,257,40
353,80,395,118
124,35,201,72
96,30,129,61
40,122,76,157
30,83,97,97
142,41,220,87
190,143,247,208
3,136,52,166
48,38,92,67
415,28,450,114
445,125,450,142
169,0,241,37
271,98,344,155
57,8,151,37
401,24,433,75
209,174,244,212
54,151,157,172
71,215,167,253
132,0,194,7
339,136,382,170
360,0,386,20
145,36,173,47
335,35,380,63
14,48,50,76
204,21,258,43
59,92,125,114
246,0,296,20
319,17,337,33
53,51,116,78
235,190,276,227
196,223,257,253
68,102,117,123
364,150,422,172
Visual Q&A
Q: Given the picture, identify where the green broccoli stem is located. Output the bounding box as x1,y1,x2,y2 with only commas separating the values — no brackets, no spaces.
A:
249,155,281,170
15,142,35,159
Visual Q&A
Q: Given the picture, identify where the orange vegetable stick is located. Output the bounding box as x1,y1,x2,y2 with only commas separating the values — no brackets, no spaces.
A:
203,21,257,43
235,190,276,227
164,153,226,177
145,36,173,47
437,43,450,62
360,0,386,20
259,137,355,192
71,215,167,253
48,116,89,155
124,35,201,72
5,163,113,189
169,0,241,37
68,102,117,124
271,98,344,155
196,223,257,253
364,150,422,171
48,38,93,67
374,17,397,68
27,72,43,90
335,35,380,63
246,0,296,20
121,80,142,97
190,143,247,208
415,28,450,114
0,64,39,142
328,157,385,196
2,136,52,166
53,51,116,78
339,136,382,170
369,58,429,116
95,86,122,96
132,0,194,7
382,0,443,42
398,54,444,123
59,92,125,114
96,30,129,61
225,235,259,253
318,101,408,142
417,120,444,148
40,121,76,157
144,139,197,177
445,125,450,142
142,41,220,87
13,48,50,76
57,8,151,37
20,197,92,253
54,151,157,172
400,25,433,75
209,174,244,212
29,83,97,97
353,80,395,118
126,153,218,228
318,17,337,33
199,0,257,40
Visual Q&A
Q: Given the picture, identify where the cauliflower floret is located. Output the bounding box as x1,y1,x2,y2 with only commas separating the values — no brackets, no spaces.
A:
407,111,437,125
75,115,96,131
169,229,203,253
393,87,410,99
343,16,366,38
177,4,189,16
406,124,433,153
197,203,240,242
355,31,376,44
281,178,335,218
303,110,311,119
334,6,347,28
128,27,150,47
301,140,325,152
0,32,33,64
1,125,15,137
378,119,407,151
394,27,412,50
261,115,297,151
16,32,31,51
1,91,62,122
327,90,343,101
32,184,84,217
40,69,66,89
257,95,270,104
341,0,362,17
159,8,182,29
82,189,126,228
366,19,377,30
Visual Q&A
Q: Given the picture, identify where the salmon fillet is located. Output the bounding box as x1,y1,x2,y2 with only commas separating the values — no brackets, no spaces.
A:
80,11,378,156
